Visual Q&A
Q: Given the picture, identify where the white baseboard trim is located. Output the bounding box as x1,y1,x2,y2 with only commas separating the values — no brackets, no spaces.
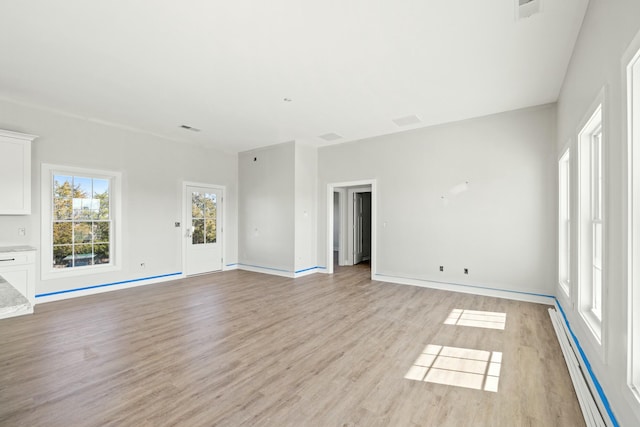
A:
223,263,239,271
553,300,619,426
35,272,184,304
549,307,607,427
237,264,324,278
372,273,554,305
238,264,295,278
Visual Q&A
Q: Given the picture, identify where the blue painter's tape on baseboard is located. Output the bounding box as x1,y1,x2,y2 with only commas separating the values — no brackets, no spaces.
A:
555,300,619,427
225,263,238,267
294,266,321,274
35,272,182,298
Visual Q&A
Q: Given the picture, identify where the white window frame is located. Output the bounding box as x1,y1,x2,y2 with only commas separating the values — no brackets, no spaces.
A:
590,126,604,320
559,147,571,297
627,34,640,405
41,164,122,280
577,94,606,355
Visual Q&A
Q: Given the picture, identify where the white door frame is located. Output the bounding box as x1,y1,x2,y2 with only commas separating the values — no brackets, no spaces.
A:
182,181,226,275
334,189,347,266
327,179,377,276
347,186,372,266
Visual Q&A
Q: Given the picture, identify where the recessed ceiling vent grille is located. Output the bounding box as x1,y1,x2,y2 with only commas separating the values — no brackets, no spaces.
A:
318,133,343,142
392,115,422,127
516,0,541,20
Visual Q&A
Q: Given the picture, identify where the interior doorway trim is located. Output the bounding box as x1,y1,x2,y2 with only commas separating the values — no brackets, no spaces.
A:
327,179,377,276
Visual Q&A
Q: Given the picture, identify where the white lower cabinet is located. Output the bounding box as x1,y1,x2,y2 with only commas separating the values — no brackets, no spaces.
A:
0,247,36,319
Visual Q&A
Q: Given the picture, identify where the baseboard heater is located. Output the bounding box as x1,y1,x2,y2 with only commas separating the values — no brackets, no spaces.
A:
548,308,607,427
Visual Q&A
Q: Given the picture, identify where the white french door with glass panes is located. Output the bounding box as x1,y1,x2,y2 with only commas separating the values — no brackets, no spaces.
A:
184,184,222,275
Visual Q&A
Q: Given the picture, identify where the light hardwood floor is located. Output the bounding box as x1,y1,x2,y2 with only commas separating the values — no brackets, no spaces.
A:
0,265,584,427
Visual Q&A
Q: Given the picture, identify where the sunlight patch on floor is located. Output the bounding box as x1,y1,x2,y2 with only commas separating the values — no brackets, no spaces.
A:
444,308,506,330
405,344,502,392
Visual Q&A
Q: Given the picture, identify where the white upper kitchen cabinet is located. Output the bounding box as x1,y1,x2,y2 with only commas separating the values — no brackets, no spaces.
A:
0,129,36,215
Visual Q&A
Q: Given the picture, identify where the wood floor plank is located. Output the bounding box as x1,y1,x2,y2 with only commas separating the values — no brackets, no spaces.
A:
0,265,585,426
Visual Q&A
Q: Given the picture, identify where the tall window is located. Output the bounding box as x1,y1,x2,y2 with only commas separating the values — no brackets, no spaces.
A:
578,102,604,343
559,149,571,296
52,174,111,268
42,165,121,279
628,40,640,401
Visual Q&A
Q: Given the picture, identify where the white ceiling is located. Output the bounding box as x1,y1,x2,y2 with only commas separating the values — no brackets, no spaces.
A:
0,0,589,153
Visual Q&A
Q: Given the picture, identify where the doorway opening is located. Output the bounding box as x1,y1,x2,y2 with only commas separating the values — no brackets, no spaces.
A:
327,180,376,276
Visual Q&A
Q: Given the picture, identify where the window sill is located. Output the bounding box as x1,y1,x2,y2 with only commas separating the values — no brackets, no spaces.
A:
559,280,571,298
581,310,602,342
578,308,605,363
41,263,120,281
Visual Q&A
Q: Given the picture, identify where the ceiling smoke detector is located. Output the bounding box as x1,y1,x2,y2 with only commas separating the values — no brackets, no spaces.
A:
516,0,541,20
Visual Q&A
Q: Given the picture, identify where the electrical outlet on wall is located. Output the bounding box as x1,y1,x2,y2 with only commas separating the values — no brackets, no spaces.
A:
18,227,26,237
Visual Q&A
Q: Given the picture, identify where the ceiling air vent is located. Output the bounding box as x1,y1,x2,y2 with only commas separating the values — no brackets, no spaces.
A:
516,0,541,20
392,115,422,127
318,133,343,142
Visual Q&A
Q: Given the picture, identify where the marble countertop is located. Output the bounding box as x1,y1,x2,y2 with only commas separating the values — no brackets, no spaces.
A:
0,281,31,313
0,245,36,253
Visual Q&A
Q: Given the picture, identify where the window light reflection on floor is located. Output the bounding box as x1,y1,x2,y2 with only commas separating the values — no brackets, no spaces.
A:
444,309,507,330
404,344,502,392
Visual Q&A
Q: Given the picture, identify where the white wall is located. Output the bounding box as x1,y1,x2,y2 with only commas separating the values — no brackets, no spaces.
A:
333,192,340,251
238,141,319,275
294,142,318,272
555,0,640,425
238,142,295,272
318,104,557,296
0,98,238,298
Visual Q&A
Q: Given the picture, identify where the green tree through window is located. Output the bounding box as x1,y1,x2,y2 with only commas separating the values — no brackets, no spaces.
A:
52,175,111,268
191,192,217,245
